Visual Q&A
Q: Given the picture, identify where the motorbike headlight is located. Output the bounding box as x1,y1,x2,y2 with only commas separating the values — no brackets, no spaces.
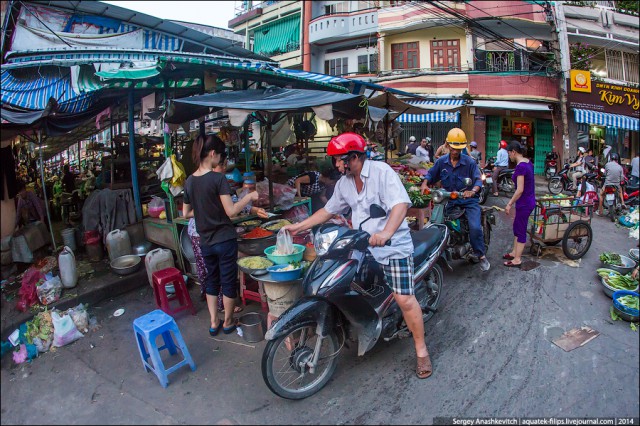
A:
600,168,605,174
432,190,444,204
314,230,338,256
481,173,486,181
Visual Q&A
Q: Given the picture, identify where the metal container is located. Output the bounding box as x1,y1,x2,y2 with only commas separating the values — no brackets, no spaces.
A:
602,255,637,275
237,234,277,256
630,249,639,262
238,312,265,343
132,241,153,257
110,255,142,276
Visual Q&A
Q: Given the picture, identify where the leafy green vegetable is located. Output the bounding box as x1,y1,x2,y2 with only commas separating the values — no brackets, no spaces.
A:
617,295,639,310
610,306,621,321
600,252,622,266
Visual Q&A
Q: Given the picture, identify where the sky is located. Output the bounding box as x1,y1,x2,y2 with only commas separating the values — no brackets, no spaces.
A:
101,1,239,30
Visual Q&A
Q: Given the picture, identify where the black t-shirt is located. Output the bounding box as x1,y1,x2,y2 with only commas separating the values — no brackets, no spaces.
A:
183,171,236,247
62,172,76,193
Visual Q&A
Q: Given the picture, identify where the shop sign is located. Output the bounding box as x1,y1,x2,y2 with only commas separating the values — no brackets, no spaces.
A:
474,115,486,121
570,70,592,93
567,79,640,118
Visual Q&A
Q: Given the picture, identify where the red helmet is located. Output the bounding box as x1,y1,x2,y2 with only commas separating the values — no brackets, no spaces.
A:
500,140,507,149
327,132,366,156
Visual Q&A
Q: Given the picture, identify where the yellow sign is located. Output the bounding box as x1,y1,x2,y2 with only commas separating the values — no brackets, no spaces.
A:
570,69,591,93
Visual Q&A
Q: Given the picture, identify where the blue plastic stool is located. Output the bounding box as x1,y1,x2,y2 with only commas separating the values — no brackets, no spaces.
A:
133,309,196,388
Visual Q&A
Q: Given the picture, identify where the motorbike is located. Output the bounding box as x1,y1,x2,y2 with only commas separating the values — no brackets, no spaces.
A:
484,156,515,194
544,151,559,180
478,168,489,205
603,185,623,222
425,178,495,262
548,162,600,195
261,204,450,400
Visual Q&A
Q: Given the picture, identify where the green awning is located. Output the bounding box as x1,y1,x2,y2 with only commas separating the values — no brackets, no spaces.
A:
95,66,160,80
253,14,300,57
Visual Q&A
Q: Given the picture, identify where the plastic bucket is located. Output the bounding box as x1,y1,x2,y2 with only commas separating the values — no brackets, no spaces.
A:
239,312,265,343
263,281,303,317
61,228,77,251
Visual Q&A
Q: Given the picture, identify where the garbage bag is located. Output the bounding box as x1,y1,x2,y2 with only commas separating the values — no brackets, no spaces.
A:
51,311,83,347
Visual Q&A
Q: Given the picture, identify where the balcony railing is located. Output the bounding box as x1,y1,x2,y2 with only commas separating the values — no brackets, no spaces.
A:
474,49,555,74
564,1,638,16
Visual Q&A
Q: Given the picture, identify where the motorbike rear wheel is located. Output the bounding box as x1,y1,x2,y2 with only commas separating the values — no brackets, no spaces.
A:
415,264,443,323
548,178,563,195
262,323,339,400
499,176,515,194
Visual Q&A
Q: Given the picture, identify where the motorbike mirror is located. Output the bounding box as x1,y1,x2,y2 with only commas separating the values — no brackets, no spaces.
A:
463,177,473,188
369,204,387,219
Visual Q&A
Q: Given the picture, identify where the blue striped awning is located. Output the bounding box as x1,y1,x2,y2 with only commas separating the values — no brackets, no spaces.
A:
1,69,97,113
397,99,464,123
573,108,638,131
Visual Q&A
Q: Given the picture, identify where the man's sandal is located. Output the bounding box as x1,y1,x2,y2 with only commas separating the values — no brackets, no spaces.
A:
416,355,433,379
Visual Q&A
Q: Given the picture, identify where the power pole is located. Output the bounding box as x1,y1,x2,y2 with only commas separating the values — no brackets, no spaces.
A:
549,1,572,162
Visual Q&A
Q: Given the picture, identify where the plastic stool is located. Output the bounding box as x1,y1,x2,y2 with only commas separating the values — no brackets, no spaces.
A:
152,267,196,316
133,309,196,387
239,270,268,312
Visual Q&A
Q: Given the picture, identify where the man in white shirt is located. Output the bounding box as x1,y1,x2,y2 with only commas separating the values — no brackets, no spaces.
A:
415,138,430,162
569,147,586,191
631,152,639,188
282,132,433,380
492,140,509,196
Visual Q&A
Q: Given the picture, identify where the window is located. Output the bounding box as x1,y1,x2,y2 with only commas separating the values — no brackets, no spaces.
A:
606,49,639,84
325,57,349,76
325,1,349,15
431,39,460,71
357,54,378,74
391,42,419,70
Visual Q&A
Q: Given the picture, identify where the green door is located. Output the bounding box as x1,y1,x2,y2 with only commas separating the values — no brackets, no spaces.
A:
534,118,553,175
486,116,501,159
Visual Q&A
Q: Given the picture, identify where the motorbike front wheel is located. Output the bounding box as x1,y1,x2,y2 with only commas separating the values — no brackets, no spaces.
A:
548,178,563,195
262,323,340,400
478,185,489,205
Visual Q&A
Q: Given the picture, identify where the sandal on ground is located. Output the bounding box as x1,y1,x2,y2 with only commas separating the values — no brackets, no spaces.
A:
209,320,223,337
503,253,515,260
493,192,499,197
223,323,237,335
503,261,522,268
416,355,433,379
218,306,244,314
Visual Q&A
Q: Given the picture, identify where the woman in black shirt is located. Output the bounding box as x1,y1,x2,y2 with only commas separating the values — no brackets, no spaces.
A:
183,135,266,336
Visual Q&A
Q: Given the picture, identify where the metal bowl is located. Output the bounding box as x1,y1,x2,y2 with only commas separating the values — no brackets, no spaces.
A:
600,275,639,298
132,241,153,257
237,233,277,256
630,248,639,262
602,255,637,275
260,219,292,232
110,255,142,276
237,256,274,276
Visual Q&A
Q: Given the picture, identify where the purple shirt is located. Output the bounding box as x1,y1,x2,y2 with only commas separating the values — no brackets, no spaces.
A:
16,191,46,226
512,161,535,208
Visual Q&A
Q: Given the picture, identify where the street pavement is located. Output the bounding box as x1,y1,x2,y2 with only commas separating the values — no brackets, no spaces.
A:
1,194,639,425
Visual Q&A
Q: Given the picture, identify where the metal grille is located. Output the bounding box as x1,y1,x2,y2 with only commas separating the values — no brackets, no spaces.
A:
623,52,639,84
398,122,460,153
605,49,625,81
486,51,515,72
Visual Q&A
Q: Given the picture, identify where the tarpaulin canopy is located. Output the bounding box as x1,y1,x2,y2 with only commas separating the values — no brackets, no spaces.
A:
368,92,462,115
170,86,369,126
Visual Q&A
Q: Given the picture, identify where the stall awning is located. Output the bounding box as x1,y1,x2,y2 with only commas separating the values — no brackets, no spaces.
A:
469,100,552,111
253,14,301,57
574,108,639,131
397,99,464,123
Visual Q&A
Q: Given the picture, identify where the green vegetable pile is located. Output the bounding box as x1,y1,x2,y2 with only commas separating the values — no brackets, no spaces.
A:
600,252,622,266
25,310,53,344
617,295,639,311
597,269,638,290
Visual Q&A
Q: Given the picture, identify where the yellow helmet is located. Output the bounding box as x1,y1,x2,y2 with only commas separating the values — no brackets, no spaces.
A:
446,128,468,150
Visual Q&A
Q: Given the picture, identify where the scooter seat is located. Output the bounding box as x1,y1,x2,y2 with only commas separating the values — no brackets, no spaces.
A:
500,169,514,175
411,226,446,266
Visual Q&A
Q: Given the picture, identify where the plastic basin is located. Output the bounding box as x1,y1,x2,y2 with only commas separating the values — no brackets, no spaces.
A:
264,244,305,265
612,290,639,321
266,265,303,281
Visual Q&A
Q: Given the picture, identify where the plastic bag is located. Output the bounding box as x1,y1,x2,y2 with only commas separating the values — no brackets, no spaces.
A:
282,205,309,224
275,228,294,255
36,276,62,305
66,303,89,333
255,178,296,210
16,268,43,312
149,196,164,210
51,311,83,347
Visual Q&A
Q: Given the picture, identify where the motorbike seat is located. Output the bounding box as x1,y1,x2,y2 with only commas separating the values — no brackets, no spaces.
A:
411,226,446,266
499,169,514,175
584,173,597,179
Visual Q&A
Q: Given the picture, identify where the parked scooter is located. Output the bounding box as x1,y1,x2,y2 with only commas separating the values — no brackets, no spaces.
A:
262,204,450,400
548,161,599,195
545,151,559,180
425,178,495,262
484,156,515,194
603,184,623,222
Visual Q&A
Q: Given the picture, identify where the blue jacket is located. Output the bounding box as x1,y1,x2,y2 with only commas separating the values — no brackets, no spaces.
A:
425,153,482,191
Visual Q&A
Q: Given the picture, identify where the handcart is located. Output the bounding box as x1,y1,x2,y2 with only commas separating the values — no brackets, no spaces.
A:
528,196,593,259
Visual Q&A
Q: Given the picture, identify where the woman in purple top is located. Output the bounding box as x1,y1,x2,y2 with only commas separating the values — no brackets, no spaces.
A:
503,141,536,267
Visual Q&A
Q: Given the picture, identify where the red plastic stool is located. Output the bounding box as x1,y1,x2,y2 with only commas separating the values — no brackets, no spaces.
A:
239,270,268,312
152,267,196,316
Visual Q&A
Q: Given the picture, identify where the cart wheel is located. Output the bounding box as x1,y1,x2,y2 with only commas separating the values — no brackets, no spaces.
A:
562,221,592,260
530,243,542,257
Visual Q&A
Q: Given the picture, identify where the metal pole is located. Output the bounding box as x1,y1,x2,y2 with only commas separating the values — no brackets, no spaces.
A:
128,89,143,220
38,130,57,251
266,117,274,210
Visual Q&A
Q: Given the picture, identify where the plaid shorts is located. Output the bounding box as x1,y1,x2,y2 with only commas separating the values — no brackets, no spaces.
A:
360,255,414,296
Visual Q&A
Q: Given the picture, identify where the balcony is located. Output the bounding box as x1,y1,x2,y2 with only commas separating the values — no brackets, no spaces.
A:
474,49,555,75
309,9,377,44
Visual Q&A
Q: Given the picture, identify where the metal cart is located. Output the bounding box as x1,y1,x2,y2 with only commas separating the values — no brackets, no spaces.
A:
528,196,593,260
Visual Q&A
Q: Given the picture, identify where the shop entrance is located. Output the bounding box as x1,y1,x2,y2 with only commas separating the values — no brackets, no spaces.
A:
486,116,553,174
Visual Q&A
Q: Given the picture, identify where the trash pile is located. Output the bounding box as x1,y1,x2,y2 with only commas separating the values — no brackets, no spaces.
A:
617,207,639,240
1,303,97,364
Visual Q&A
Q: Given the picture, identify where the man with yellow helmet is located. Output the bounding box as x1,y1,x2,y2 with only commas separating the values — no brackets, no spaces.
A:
421,128,490,271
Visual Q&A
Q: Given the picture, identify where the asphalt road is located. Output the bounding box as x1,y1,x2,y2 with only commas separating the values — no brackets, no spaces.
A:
2,196,639,425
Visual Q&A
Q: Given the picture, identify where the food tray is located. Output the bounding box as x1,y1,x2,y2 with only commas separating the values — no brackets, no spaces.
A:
261,219,292,232
237,256,273,275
